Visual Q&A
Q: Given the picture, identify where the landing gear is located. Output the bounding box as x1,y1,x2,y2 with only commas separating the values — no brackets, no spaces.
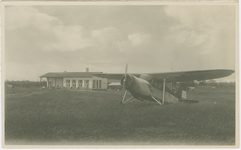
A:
121,96,135,104
151,95,162,106
162,78,166,104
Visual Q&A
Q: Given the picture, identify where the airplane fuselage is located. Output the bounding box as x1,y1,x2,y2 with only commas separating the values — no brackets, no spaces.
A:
121,74,164,102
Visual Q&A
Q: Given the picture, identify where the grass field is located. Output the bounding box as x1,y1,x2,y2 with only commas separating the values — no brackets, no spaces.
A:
4,86,236,145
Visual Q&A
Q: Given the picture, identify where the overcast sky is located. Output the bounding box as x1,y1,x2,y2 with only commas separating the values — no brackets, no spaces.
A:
4,4,236,81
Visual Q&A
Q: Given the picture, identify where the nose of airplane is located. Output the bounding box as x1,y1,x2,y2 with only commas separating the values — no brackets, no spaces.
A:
120,74,133,89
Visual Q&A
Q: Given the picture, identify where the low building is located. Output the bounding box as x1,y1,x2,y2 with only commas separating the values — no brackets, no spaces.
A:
108,82,122,90
40,69,107,90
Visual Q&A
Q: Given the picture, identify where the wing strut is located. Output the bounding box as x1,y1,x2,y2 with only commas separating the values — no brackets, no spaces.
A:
162,78,166,104
120,90,127,104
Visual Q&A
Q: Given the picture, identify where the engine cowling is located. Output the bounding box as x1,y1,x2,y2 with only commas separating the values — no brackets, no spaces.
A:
120,74,134,90
120,74,152,98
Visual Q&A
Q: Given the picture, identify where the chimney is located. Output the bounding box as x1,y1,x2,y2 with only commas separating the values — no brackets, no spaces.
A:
86,68,89,72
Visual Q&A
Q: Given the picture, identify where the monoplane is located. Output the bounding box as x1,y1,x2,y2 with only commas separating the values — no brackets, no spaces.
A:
95,65,234,105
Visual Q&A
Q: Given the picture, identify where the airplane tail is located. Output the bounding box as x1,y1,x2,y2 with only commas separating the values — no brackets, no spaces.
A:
176,85,199,103
176,88,187,100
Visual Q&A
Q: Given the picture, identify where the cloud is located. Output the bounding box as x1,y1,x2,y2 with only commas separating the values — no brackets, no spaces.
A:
164,6,194,28
6,6,63,32
91,27,121,42
5,5,235,81
164,6,233,30
128,33,151,47
6,6,147,53
163,5,235,71
6,6,92,52
43,25,92,51
164,5,235,51
90,27,123,51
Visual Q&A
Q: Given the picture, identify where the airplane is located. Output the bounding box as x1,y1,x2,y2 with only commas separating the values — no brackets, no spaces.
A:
95,65,234,105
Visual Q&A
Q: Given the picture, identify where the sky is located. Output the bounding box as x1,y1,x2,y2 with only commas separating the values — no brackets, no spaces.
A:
4,4,237,81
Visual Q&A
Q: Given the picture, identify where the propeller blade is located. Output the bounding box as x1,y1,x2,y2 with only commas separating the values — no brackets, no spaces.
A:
120,64,128,104
124,64,128,90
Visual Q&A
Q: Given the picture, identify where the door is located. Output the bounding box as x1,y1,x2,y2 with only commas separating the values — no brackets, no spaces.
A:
66,80,70,88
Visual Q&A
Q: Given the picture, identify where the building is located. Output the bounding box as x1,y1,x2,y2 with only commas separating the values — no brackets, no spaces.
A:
108,82,122,90
40,68,108,90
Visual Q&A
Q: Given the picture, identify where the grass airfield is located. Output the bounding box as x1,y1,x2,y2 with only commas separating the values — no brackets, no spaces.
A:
5,87,235,145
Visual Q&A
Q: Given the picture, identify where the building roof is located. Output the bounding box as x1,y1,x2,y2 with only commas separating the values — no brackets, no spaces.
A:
40,72,103,78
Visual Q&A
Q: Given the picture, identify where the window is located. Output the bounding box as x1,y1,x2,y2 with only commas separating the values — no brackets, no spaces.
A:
72,80,76,88
93,80,100,89
98,80,102,89
66,80,70,87
93,80,96,89
85,80,89,88
78,80,83,88
49,82,53,87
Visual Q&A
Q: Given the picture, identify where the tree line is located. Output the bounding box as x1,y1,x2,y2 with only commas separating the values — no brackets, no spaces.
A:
5,79,235,88
5,80,47,88
179,80,235,88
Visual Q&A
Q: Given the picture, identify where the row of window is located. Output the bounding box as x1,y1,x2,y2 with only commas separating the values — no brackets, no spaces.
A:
93,80,102,89
65,79,102,89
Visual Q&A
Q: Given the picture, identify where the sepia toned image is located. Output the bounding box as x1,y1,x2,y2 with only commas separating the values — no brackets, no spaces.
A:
2,2,238,148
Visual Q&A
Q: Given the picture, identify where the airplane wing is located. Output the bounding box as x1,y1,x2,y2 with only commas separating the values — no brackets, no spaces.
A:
93,73,141,80
146,69,234,83
94,69,234,83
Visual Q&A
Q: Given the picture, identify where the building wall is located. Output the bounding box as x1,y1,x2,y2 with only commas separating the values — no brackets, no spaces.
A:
92,76,108,89
56,78,63,87
47,78,63,87
47,78,56,87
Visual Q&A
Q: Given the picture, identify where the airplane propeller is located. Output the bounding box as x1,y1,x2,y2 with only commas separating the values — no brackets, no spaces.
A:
120,64,128,104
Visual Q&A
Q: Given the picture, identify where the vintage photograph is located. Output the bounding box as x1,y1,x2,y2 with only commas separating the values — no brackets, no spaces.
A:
2,2,238,148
